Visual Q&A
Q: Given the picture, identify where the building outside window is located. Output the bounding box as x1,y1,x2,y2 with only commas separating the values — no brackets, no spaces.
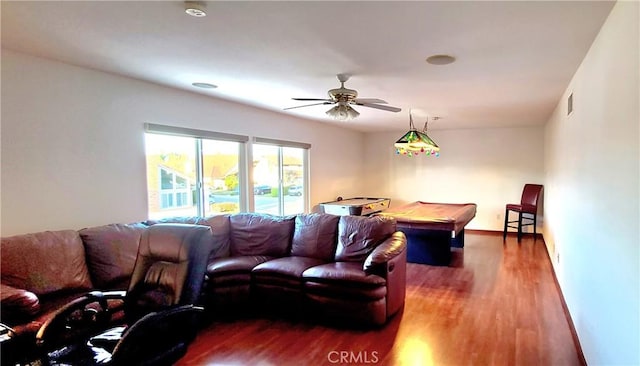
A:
159,167,192,209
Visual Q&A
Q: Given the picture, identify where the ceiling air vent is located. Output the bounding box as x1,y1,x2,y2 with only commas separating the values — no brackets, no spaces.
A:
567,93,573,115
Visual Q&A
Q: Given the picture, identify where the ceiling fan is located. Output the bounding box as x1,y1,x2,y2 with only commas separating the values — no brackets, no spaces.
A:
284,74,401,120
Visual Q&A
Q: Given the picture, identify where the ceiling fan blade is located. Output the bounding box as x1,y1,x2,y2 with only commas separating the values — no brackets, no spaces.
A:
356,103,402,112
354,98,388,104
292,98,333,102
284,102,333,110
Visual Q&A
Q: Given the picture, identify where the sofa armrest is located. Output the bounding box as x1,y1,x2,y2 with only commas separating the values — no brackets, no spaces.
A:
0,283,40,321
363,231,407,275
363,231,407,319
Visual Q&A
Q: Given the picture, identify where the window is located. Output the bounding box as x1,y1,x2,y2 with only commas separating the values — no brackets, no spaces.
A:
144,124,310,219
144,124,248,219
252,138,309,216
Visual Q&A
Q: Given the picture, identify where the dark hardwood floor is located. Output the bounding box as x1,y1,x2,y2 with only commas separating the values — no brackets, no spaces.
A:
177,232,583,365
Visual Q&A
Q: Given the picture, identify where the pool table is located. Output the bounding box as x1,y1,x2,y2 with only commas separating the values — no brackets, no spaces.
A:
375,201,477,266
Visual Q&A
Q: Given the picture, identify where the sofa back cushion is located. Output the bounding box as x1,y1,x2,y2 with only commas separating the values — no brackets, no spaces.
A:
79,222,148,290
146,215,231,260
1,230,93,295
229,213,295,257
203,215,231,259
335,215,397,262
291,213,340,261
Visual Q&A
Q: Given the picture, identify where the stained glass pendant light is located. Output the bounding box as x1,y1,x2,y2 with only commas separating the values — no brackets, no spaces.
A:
394,112,440,157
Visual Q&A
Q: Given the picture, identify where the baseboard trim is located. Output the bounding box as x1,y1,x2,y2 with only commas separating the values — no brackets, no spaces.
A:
539,237,587,366
466,229,499,235
466,229,543,239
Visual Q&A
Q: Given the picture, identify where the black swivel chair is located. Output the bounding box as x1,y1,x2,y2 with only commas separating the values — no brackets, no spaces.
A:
503,184,543,241
35,223,214,365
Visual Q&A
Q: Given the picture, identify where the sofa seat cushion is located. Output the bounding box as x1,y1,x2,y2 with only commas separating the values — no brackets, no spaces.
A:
302,262,387,301
6,290,125,340
252,257,326,288
206,256,274,286
0,283,40,321
4,290,87,336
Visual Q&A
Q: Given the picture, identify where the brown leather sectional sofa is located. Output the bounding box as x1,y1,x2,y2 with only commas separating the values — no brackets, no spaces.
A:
1,222,147,340
157,213,408,326
1,212,407,345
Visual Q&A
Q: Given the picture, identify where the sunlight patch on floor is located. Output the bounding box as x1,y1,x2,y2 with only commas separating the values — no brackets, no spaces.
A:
396,337,435,366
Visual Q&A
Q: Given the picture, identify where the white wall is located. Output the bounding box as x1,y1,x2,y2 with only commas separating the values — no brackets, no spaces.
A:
2,5,638,361
543,1,639,364
0,50,365,236
363,126,545,231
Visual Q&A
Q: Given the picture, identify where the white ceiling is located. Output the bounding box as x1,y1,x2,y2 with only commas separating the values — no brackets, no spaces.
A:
1,1,614,132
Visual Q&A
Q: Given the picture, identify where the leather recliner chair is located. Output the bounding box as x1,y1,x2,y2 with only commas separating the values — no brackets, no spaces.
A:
34,223,215,365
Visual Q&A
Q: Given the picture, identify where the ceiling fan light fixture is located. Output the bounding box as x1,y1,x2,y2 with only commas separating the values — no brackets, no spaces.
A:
326,104,359,121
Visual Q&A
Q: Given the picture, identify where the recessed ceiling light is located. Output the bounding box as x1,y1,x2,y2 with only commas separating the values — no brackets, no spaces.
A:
426,54,456,65
185,1,206,17
192,82,217,89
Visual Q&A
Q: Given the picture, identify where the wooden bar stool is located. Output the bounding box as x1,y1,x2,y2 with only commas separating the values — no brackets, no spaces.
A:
503,184,543,241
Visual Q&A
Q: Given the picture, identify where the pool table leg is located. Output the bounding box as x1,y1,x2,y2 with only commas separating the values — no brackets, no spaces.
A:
451,229,465,248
